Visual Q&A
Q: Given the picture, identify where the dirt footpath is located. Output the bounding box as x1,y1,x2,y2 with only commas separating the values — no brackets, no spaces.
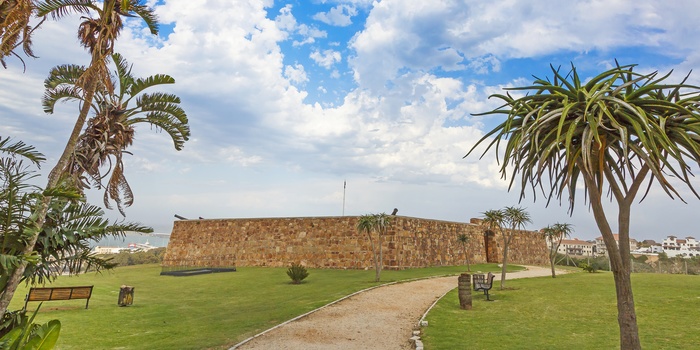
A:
234,266,561,350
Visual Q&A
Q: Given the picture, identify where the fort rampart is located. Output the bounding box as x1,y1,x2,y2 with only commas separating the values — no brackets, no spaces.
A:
162,216,548,270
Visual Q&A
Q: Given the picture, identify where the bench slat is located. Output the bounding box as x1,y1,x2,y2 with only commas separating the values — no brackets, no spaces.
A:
24,286,93,310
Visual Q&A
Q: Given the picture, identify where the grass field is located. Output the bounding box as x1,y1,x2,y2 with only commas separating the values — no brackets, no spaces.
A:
422,272,700,350
9,263,509,350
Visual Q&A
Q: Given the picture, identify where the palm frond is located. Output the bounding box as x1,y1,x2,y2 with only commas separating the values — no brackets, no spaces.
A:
35,0,95,19
0,137,45,166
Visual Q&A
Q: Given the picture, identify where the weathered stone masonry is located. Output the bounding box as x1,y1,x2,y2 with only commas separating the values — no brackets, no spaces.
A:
162,215,549,270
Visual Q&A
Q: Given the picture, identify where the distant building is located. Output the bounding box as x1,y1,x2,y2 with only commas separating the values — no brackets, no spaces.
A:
662,236,699,258
552,238,596,256
92,246,127,254
662,236,699,251
595,234,637,256
92,241,158,255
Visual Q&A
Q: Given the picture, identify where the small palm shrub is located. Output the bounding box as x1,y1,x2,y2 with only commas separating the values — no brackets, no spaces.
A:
579,263,597,273
286,263,309,284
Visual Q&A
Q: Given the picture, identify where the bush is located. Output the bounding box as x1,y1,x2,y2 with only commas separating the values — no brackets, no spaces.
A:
286,263,309,284
579,263,597,273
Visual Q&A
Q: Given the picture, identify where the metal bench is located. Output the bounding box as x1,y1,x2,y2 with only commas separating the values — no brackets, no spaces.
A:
473,272,495,301
24,286,94,310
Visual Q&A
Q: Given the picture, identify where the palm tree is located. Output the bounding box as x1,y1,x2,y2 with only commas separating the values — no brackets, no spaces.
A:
0,137,44,298
466,62,700,349
457,233,471,272
29,196,152,285
0,0,159,317
0,137,149,297
542,223,573,278
42,52,190,214
356,213,392,282
501,206,531,289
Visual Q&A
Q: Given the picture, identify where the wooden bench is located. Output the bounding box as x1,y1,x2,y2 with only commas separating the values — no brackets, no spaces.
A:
24,286,94,310
473,272,495,301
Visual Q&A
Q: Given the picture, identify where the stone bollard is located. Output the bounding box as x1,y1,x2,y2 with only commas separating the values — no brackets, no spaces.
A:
458,273,472,310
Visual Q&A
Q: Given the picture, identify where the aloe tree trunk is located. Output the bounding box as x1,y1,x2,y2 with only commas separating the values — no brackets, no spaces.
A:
463,243,471,272
364,230,379,282
376,232,382,282
499,234,510,290
579,159,642,350
0,79,97,316
550,235,563,278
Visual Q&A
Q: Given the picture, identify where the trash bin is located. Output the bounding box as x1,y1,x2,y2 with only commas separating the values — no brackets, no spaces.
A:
118,285,134,306
458,273,472,310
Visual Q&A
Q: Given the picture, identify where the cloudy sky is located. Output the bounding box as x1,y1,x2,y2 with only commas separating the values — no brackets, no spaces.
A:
2,0,700,242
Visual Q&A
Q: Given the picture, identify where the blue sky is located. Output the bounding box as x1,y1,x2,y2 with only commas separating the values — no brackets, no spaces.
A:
2,0,700,242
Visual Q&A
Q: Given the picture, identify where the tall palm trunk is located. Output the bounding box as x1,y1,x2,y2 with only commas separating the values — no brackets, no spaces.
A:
0,77,97,316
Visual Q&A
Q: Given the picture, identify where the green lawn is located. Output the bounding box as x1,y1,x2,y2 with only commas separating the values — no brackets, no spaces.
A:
9,263,509,350
422,272,700,350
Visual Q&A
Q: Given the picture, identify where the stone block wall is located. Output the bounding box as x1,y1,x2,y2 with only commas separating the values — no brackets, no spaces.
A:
162,215,549,270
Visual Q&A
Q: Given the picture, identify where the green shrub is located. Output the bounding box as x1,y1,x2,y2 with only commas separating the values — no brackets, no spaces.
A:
286,263,309,284
579,263,597,273
0,305,60,349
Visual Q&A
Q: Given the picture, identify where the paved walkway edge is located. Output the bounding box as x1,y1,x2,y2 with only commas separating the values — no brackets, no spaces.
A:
228,274,458,350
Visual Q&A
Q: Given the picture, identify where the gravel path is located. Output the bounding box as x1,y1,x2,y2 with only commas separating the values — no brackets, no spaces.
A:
233,266,562,350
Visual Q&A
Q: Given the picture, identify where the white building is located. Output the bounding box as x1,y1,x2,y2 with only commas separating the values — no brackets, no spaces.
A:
595,234,637,256
661,236,699,258
92,246,128,254
553,238,596,256
92,241,158,255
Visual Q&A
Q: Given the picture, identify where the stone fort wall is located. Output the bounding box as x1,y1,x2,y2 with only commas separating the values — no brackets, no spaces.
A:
162,216,548,270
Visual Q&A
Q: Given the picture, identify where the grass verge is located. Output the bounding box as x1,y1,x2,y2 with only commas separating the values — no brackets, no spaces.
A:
10,263,512,349
422,272,700,350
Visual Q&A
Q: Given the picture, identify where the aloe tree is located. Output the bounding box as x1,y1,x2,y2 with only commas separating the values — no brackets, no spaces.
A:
542,223,573,278
501,206,531,289
356,213,392,282
0,0,159,317
456,233,471,271
356,214,379,281
374,213,391,277
466,62,700,349
42,52,190,214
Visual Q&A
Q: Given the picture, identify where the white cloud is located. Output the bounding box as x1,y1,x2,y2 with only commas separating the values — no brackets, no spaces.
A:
310,49,342,69
467,55,501,74
274,4,327,46
349,0,700,91
313,4,358,27
218,147,263,166
285,63,309,84
293,24,327,46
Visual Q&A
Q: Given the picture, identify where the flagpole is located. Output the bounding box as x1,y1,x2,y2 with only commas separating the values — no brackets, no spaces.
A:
342,180,346,216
